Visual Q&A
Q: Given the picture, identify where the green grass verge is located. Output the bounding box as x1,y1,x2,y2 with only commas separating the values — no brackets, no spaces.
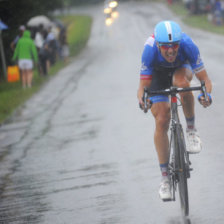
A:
169,2,224,35
0,15,92,124
59,15,92,56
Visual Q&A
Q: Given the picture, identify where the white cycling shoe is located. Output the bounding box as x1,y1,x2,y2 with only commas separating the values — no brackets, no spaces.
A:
186,129,202,154
159,179,172,201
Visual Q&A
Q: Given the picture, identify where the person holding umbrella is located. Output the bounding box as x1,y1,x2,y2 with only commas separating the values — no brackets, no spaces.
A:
12,29,38,89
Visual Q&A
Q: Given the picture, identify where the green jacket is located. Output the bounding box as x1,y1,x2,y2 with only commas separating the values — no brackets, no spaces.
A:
12,30,38,62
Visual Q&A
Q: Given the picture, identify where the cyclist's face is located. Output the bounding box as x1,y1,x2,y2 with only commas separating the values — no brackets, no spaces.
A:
158,43,180,63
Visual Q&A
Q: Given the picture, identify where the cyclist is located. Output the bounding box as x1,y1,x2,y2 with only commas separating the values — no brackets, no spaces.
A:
137,21,212,201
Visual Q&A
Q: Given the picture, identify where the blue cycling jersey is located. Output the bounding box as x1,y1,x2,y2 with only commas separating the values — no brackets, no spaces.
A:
140,33,204,79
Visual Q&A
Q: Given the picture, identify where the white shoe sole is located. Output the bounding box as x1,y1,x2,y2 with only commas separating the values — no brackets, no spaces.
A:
187,150,201,154
159,192,172,202
187,146,202,154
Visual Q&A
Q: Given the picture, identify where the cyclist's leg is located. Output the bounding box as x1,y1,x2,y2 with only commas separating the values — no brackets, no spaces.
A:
173,66,202,153
172,66,194,120
151,100,172,200
151,101,170,165
149,69,172,165
149,69,173,200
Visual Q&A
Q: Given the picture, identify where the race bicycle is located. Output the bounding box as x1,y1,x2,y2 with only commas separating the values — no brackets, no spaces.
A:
142,81,208,216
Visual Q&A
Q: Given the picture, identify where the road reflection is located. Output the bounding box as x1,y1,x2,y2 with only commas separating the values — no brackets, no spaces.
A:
167,216,192,224
183,216,192,224
0,173,49,223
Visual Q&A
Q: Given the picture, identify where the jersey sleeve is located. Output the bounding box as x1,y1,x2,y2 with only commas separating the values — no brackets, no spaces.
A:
140,36,155,80
182,35,205,74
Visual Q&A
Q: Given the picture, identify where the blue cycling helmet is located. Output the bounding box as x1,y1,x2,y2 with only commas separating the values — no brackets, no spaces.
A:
154,21,182,43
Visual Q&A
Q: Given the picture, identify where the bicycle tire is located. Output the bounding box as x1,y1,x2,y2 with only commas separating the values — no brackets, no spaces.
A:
169,130,177,201
174,125,189,216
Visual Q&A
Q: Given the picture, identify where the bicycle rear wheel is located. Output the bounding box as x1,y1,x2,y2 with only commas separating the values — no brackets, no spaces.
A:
174,125,189,216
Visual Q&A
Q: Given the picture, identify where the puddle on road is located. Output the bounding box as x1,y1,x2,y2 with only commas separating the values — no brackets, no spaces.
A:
167,216,192,224
0,162,120,223
0,121,29,149
0,173,50,223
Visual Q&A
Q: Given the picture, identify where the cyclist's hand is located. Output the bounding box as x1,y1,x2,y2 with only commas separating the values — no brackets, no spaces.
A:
137,88,152,112
139,97,152,112
139,102,144,110
137,89,144,110
198,93,212,108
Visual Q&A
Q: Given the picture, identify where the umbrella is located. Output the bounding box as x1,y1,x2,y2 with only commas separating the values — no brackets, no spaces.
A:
27,15,53,28
0,20,8,30
0,20,8,79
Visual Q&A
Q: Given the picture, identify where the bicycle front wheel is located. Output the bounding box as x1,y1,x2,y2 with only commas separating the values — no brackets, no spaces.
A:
174,125,189,216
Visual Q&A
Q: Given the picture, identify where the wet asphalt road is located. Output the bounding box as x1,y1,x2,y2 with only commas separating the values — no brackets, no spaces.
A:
0,1,224,224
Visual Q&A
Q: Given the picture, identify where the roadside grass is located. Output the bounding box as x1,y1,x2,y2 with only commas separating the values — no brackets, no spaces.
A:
0,15,92,124
61,15,92,56
169,2,224,35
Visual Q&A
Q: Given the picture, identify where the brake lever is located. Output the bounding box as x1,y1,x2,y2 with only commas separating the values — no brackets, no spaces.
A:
201,81,208,103
143,91,147,113
142,88,153,113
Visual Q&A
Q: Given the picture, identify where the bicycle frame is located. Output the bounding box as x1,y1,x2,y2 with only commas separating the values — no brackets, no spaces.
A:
170,87,191,166
168,89,191,202
143,81,207,216
169,89,182,201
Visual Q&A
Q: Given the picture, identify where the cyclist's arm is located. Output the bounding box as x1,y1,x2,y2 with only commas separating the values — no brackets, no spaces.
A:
195,69,212,107
195,69,212,94
138,38,155,105
182,34,212,105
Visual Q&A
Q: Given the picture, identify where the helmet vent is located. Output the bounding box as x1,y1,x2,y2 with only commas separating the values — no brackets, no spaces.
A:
168,34,172,41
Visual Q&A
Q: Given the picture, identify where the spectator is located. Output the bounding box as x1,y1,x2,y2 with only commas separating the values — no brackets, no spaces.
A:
221,0,224,20
59,27,69,63
34,24,44,75
37,29,51,76
183,0,192,11
210,0,216,10
10,25,26,51
46,27,58,65
39,40,50,76
12,30,38,88
35,24,44,51
213,0,222,25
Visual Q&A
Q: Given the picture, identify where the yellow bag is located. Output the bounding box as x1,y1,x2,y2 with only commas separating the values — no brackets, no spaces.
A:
7,66,20,82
